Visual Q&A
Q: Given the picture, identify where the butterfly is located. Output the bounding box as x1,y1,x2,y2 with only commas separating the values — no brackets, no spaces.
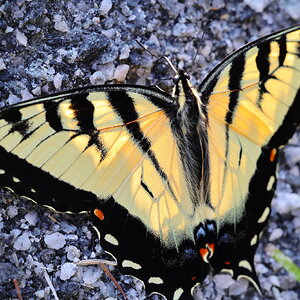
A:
0,25,299,299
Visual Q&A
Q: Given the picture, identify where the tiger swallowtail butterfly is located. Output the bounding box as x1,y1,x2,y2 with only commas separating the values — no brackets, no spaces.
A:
0,25,299,299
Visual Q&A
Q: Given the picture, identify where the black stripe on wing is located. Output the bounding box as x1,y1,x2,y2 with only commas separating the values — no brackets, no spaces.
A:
107,90,178,200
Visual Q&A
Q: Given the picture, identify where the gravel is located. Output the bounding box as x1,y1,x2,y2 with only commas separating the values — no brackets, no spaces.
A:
0,0,299,299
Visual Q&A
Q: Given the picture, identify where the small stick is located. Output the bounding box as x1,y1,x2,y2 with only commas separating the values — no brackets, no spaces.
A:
13,279,23,300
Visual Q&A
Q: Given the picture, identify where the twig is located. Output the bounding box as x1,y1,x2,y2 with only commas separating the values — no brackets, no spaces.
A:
13,279,23,300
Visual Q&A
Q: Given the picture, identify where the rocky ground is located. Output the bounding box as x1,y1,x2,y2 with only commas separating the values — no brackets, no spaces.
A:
0,0,299,299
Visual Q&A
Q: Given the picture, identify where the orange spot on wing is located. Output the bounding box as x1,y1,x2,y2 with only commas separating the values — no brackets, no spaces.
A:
207,243,215,252
224,261,231,265
191,276,197,281
199,248,208,258
94,208,105,221
270,148,277,162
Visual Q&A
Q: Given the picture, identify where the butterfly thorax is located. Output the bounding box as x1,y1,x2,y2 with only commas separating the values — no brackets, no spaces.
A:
172,70,210,208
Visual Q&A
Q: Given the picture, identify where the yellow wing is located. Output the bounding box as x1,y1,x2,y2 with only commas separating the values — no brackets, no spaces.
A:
200,26,300,225
0,86,204,248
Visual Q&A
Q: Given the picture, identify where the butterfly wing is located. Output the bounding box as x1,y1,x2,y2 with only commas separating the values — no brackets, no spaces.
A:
0,86,207,299
199,25,300,288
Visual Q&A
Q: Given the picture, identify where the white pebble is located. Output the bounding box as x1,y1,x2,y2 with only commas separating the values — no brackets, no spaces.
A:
90,71,106,85
53,73,63,90
34,290,45,299
21,89,33,101
24,211,38,226
113,64,129,81
32,86,42,96
7,205,18,218
214,274,235,289
44,232,66,250
66,245,81,261
273,192,300,214
256,263,269,274
285,0,300,20
14,232,31,251
269,275,280,287
15,30,28,46
7,93,20,105
229,278,249,295
54,20,69,32
244,0,271,12
269,228,283,241
60,262,77,280
5,26,14,33
119,45,130,60
83,266,102,284
284,147,300,166
100,0,113,15
0,59,6,70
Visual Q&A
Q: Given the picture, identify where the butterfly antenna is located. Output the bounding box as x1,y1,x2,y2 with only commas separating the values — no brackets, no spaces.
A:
191,20,211,67
135,40,178,76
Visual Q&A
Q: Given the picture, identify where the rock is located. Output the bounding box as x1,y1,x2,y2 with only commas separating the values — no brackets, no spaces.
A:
44,232,66,250
0,59,6,70
53,73,63,90
24,211,38,226
273,192,300,214
90,71,106,85
13,232,31,251
244,0,271,12
113,64,129,81
66,245,81,261
60,262,77,280
269,228,283,241
34,290,45,298
83,266,102,285
15,30,28,46
229,278,249,295
7,205,18,218
285,0,300,20
214,274,235,289
60,221,77,234
100,0,113,15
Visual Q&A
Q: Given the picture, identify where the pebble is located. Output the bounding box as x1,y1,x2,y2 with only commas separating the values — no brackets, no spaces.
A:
0,59,6,70
90,71,106,85
82,266,102,285
269,228,283,241
66,245,81,261
269,275,280,287
255,263,269,274
53,73,64,90
60,221,77,234
273,192,300,214
119,45,131,60
284,147,300,166
34,290,45,298
54,20,69,32
21,89,33,100
100,0,112,15
229,278,248,296
214,274,235,289
15,30,28,46
7,205,18,218
113,64,129,81
13,232,31,251
243,0,271,12
60,262,77,280
44,232,66,250
24,211,38,226
285,0,300,20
